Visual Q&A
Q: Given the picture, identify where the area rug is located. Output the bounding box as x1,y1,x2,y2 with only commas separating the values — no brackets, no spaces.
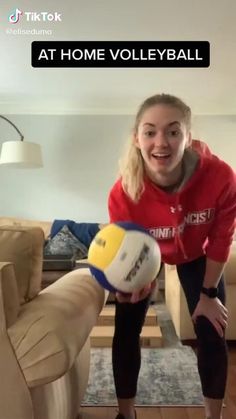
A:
82,346,204,406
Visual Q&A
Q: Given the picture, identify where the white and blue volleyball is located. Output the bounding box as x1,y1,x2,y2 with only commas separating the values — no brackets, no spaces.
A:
88,222,161,293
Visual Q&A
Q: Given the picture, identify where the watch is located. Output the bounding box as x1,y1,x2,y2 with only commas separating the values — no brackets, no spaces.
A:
201,286,218,298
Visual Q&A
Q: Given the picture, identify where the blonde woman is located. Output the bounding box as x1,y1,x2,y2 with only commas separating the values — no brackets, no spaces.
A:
108,94,236,419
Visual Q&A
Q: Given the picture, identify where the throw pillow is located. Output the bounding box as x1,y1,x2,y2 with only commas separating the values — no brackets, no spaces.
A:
44,225,88,259
50,219,100,248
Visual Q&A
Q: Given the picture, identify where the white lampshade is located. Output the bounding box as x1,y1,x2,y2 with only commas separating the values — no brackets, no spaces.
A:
0,141,43,168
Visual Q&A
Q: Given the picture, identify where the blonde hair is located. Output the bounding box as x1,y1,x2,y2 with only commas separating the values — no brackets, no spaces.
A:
119,93,191,202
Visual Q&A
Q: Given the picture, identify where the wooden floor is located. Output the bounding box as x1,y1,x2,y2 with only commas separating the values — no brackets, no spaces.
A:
79,343,236,419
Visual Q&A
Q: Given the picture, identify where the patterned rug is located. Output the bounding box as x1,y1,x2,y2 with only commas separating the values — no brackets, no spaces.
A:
82,346,204,406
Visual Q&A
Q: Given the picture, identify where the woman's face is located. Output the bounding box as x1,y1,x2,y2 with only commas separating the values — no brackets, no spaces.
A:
134,104,191,178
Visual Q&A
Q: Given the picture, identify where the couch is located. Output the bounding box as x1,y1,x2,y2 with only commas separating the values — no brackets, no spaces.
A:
0,216,52,239
165,241,236,340
0,223,107,419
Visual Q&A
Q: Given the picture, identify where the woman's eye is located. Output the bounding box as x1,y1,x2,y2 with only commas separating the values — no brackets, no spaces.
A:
167,130,180,137
144,130,155,137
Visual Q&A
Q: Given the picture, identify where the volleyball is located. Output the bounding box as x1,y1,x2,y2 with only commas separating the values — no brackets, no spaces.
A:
88,221,161,293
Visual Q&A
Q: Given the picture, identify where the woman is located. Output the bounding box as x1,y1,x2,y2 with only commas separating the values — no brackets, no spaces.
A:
108,94,236,419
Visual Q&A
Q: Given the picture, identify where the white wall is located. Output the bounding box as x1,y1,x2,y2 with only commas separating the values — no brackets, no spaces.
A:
0,114,235,222
192,115,236,169
0,115,133,222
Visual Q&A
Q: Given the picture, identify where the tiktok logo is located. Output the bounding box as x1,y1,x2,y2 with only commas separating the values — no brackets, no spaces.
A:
8,8,23,24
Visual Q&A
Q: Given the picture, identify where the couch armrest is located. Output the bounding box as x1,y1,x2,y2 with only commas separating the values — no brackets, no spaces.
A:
0,262,20,329
8,268,106,387
225,242,236,285
165,264,195,340
0,263,33,419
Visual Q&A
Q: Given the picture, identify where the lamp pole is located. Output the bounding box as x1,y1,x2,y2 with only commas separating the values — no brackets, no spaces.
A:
0,115,24,141
0,115,43,168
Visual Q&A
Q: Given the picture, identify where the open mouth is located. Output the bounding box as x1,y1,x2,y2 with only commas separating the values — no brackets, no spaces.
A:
151,153,171,160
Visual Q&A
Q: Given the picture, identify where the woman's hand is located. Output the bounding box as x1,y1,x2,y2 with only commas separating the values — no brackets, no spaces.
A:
115,279,157,304
192,294,228,337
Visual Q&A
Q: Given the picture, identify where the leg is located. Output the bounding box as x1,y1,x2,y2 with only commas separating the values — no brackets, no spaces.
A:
195,315,227,419
112,295,150,419
176,256,228,419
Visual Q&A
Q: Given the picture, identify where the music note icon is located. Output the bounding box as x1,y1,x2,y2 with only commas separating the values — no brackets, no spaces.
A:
8,8,23,24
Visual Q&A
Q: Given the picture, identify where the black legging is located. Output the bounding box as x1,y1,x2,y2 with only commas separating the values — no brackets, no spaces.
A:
112,256,228,399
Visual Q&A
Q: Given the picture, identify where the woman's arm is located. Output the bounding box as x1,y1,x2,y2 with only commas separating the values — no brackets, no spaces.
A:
206,168,236,262
202,258,225,288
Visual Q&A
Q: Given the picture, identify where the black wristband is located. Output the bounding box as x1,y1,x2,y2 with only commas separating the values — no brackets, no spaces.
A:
201,286,218,298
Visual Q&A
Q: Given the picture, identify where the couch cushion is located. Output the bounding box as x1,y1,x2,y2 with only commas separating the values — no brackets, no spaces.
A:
0,217,52,239
0,226,44,304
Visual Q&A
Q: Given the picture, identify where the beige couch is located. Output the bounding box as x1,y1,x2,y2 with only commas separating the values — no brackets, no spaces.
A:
165,242,236,340
0,223,107,419
0,216,53,238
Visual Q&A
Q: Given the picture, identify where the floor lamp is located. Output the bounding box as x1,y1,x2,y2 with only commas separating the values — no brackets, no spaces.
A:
0,115,43,168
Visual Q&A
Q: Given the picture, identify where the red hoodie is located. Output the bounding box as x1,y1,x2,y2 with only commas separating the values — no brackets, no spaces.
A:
108,141,236,264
